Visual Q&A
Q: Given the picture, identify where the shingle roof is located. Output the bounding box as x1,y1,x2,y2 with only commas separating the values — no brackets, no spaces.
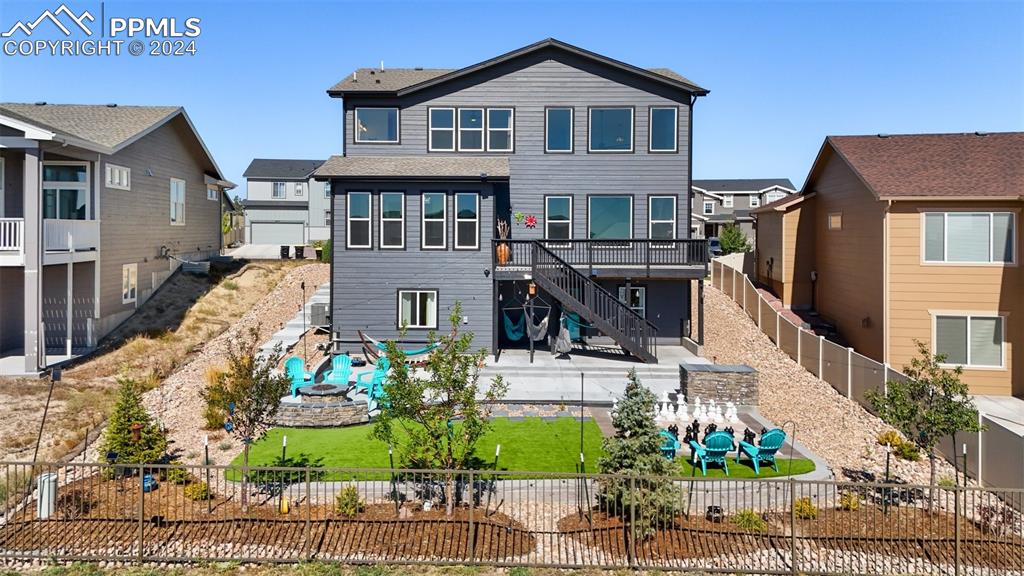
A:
823,132,1024,200
331,68,454,93
315,156,509,180
0,103,180,151
692,178,796,192
243,159,324,180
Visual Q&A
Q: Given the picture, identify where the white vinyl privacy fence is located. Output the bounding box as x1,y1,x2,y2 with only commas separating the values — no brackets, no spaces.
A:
711,259,1024,493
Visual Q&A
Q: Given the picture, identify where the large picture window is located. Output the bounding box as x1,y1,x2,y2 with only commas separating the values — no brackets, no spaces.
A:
380,192,404,249
588,196,632,239
924,212,1015,264
545,196,572,240
649,107,677,152
649,196,676,240
458,108,484,151
429,108,455,151
546,107,573,153
354,108,399,143
487,109,513,152
455,192,479,249
398,290,438,329
589,108,633,152
347,191,371,248
43,163,89,220
935,314,1004,368
422,192,447,249
169,178,185,225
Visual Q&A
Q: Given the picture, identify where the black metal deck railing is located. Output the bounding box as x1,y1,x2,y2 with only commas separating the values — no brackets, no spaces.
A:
492,238,708,275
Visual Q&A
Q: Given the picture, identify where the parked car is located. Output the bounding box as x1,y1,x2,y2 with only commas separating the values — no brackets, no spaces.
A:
708,237,723,257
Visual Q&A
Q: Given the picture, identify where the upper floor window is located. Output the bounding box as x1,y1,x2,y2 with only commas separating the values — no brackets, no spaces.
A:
749,195,761,208
589,196,632,239
272,182,286,198
347,191,371,248
545,196,572,240
458,109,484,151
42,162,89,220
766,190,787,204
354,108,399,143
207,186,218,201
455,192,479,249
169,178,186,225
828,213,843,231
723,194,734,208
429,108,455,152
380,192,405,249
589,108,633,152
324,181,332,198
649,107,678,152
422,192,447,249
702,201,714,216
325,209,332,227
106,164,131,190
649,196,676,240
935,314,1004,368
487,109,513,152
546,108,573,153
923,212,1015,264
295,182,304,197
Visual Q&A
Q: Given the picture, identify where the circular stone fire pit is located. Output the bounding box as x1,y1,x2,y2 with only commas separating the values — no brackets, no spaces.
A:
276,381,367,428
298,383,350,397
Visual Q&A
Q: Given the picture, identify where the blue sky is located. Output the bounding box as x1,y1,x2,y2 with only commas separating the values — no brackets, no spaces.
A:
1,0,1022,196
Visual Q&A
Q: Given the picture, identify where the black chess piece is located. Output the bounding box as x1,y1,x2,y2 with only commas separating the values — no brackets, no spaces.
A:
705,423,717,435
667,424,679,438
761,427,767,435
723,426,734,437
743,428,757,444
683,430,694,444
692,419,700,433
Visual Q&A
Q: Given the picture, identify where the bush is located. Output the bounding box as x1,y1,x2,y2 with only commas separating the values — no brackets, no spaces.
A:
938,475,956,488
319,240,332,263
794,497,818,520
164,463,190,485
184,482,212,501
55,488,95,520
202,367,228,430
877,430,903,448
895,441,920,461
838,491,861,512
719,224,751,254
335,485,364,517
731,509,767,533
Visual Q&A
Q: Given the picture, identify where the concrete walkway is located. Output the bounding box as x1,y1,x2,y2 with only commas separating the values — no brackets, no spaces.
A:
260,282,330,359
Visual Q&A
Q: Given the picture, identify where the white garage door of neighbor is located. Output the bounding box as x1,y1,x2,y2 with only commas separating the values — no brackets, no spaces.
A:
251,222,305,245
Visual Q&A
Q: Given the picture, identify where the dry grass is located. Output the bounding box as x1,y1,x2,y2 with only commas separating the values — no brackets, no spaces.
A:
5,563,688,575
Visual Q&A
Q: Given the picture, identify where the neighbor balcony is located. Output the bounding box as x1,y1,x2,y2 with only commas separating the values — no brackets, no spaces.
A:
43,218,99,264
0,218,25,266
492,238,709,280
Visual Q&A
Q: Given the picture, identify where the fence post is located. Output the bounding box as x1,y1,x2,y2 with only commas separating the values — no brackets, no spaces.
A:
776,313,781,349
954,486,961,576
796,326,801,361
757,292,762,328
847,347,853,399
303,467,312,560
789,478,797,575
137,464,145,562
468,470,476,563
883,363,890,396
742,276,747,310
628,474,637,568
732,268,737,299
977,412,984,486
818,335,824,381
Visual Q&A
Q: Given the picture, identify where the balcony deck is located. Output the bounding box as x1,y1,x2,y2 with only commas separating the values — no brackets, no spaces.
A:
492,239,708,280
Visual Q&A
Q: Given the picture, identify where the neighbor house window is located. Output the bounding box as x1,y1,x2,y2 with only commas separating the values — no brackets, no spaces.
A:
589,107,633,152
347,191,371,248
588,196,632,239
272,182,286,198
429,108,456,151
398,290,438,329
455,193,479,249
380,192,404,249
169,178,186,225
702,201,714,216
723,195,734,208
324,209,332,227
295,182,304,196
422,192,447,249
749,195,761,208
923,212,1015,264
105,164,130,190
828,213,843,230
207,186,218,201
354,108,399,143
42,162,89,220
458,108,484,151
487,109,513,152
618,286,646,318
649,196,676,240
935,314,1004,368
649,107,677,152
324,181,332,197
545,196,572,240
766,191,787,204
122,263,138,304
546,107,573,153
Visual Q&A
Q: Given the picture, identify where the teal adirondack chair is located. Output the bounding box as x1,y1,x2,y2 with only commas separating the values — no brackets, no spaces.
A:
689,431,736,476
737,428,787,475
659,430,681,460
367,380,390,414
285,356,313,397
322,354,353,387
355,357,390,394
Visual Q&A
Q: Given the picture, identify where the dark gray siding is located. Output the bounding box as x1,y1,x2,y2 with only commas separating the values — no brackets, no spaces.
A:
331,181,495,351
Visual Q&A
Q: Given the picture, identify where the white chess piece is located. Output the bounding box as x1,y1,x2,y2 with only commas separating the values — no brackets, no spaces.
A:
697,403,708,423
693,397,702,420
679,402,689,422
712,404,724,424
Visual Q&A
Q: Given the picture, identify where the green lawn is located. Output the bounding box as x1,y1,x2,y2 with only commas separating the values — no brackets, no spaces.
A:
673,457,816,479
228,417,605,479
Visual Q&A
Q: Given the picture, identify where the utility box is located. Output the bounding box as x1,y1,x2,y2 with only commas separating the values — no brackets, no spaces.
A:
37,473,57,519
311,302,329,327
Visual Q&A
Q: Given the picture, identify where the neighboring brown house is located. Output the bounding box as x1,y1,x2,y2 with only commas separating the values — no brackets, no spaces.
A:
754,132,1022,397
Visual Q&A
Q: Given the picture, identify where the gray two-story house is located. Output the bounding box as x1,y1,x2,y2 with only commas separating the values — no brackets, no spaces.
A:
316,39,710,363
691,178,796,242
242,159,331,246
0,103,234,375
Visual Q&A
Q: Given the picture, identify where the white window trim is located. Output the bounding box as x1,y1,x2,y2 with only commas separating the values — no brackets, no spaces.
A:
421,192,448,249
324,209,332,227
398,289,439,330
703,201,715,216
588,107,634,153
295,182,304,197
207,186,218,201
930,311,1007,370
379,192,405,249
618,286,647,318
545,107,574,153
648,106,678,152
921,211,1017,266
354,107,400,144
587,195,634,240
169,177,186,226
42,161,91,219
457,108,485,152
324,181,332,198
122,263,138,305
486,108,514,152
105,163,131,191
723,194,734,208
272,182,286,199
347,192,372,248
545,195,573,241
648,195,677,240
454,192,479,249
428,107,456,152
749,195,761,208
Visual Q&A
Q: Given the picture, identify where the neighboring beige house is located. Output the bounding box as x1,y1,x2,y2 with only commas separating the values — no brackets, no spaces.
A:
0,103,235,375
754,132,1022,397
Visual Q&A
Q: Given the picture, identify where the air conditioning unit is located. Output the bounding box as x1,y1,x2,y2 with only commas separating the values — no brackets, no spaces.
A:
311,302,330,327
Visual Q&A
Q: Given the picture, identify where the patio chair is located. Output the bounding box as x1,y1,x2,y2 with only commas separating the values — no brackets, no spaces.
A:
736,428,786,475
660,429,681,460
689,431,736,476
355,357,390,394
367,380,390,414
322,354,353,387
285,356,313,397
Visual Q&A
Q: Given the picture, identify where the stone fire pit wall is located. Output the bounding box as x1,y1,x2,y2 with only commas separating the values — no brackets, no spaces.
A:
275,397,369,428
679,362,759,406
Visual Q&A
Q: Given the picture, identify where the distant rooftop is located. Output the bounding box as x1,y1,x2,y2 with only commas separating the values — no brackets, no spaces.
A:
243,159,325,180
0,102,180,152
693,178,796,192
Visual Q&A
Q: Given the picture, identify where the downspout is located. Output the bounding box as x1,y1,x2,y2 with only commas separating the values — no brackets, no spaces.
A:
883,199,891,364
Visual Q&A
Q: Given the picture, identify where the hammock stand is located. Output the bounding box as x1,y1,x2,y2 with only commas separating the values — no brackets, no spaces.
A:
358,330,443,367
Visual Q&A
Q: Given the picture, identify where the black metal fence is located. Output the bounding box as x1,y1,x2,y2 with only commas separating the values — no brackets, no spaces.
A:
1,461,1022,573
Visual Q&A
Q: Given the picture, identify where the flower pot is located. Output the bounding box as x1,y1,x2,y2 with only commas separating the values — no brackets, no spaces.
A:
496,242,511,265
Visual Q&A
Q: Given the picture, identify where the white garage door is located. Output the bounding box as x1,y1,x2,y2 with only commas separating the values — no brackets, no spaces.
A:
251,222,305,245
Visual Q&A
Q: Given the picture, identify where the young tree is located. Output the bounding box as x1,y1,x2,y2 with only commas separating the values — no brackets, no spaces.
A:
372,301,508,515
867,340,985,503
718,223,751,255
597,369,680,540
201,325,290,509
99,376,167,466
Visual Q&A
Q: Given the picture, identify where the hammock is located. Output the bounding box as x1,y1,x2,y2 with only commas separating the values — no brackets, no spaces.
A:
551,313,572,355
563,311,592,342
526,314,550,342
358,330,441,366
502,310,526,341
